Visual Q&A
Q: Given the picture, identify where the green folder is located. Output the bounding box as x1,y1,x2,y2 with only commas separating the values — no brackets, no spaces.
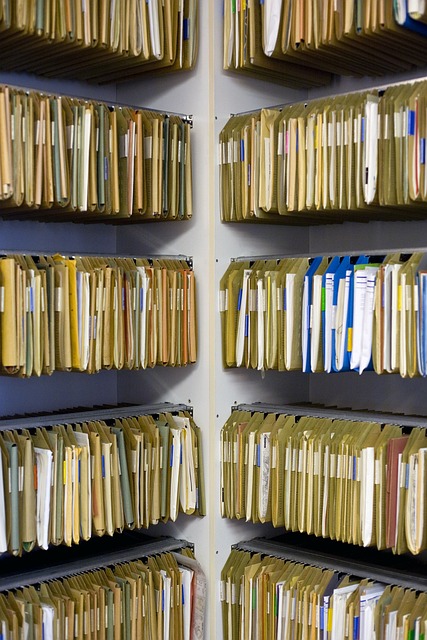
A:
4,440,19,555
157,421,170,519
162,116,170,217
111,426,134,529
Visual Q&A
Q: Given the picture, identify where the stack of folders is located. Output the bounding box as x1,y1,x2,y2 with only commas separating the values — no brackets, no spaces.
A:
223,0,332,88
224,0,427,87
220,79,427,223
0,253,197,376
0,85,193,221
0,0,198,82
0,548,205,640
221,548,427,640
220,252,427,377
0,408,205,556
220,407,427,554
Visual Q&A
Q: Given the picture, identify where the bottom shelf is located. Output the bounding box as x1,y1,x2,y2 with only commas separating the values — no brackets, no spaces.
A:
222,534,427,640
0,531,206,640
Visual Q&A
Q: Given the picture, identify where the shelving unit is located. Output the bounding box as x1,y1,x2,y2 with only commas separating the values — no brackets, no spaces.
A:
0,4,211,637
211,5,427,640
0,402,192,430
0,85,194,223
4,1,427,636
232,402,427,429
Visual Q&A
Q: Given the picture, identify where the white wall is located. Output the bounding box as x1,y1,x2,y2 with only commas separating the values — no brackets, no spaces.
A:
207,18,427,640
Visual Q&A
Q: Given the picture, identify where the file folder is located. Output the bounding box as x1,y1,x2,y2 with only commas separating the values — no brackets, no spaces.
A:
0,403,205,556
220,79,427,225
0,253,196,376
221,402,427,555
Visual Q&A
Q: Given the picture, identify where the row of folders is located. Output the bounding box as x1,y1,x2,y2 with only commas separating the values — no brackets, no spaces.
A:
221,548,427,640
223,0,427,87
0,254,197,376
0,408,205,556
0,86,193,221
220,79,427,223
0,547,206,640
0,0,198,81
220,253,427,377
220,407,427,555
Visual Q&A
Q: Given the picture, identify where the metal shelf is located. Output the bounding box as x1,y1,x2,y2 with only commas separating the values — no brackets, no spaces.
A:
0,250,193,266
233,402,427,430
234,533,427,592
0,403,195,591
0,402,193,431
0,531,193,591
231,247,427,263
230,75,427,118
0,82,193,125
230,404,427,592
